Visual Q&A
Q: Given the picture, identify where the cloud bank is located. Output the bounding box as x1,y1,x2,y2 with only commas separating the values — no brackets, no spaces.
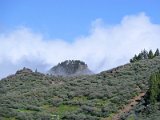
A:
0,13,160,78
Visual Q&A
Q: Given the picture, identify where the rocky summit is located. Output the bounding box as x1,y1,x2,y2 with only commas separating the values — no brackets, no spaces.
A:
48,60,93,76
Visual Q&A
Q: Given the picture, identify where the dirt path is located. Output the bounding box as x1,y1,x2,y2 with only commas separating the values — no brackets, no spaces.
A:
105,92,146,120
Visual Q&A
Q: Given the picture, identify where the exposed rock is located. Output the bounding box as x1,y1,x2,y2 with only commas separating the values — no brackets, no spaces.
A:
48,60,93,76
16,67,33,74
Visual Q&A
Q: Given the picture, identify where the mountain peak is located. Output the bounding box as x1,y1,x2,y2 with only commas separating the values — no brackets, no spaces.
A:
48,60,93,76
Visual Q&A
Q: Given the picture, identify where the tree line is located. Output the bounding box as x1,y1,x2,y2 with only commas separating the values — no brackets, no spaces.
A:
130,48,160,63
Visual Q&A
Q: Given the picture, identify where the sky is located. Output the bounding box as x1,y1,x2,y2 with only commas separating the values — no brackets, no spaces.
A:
0,0,160,78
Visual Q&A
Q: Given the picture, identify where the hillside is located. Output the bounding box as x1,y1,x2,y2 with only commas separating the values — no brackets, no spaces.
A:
0,56,160,120
48,60,93,76
123,70,160,120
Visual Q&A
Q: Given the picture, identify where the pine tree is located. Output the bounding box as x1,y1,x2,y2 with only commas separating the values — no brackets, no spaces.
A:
149,70,160,104
149,73,157,104
154,48,160,57
148,50,154,59
130,59,133,63
133,54,138,62
143,49,149,59
137,53,143,60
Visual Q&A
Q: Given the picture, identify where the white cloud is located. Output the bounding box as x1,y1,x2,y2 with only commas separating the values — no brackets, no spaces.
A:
0,12,160,78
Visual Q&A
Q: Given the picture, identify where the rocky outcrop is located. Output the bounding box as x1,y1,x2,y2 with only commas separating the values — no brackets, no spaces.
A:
48,60,93,76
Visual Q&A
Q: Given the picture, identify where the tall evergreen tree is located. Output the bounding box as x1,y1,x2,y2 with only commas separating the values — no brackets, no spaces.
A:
133,54,138,62
137,53,143,60
149,70,160,104
154,48,160,56
143,49,149,59
149,73,157,104
137,50,148,60
148,50,154,59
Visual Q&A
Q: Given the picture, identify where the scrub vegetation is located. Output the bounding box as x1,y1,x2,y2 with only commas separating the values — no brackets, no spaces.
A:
0,55,160,119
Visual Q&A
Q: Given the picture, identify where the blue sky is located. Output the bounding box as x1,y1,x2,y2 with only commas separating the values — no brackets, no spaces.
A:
0,0,160,78
1,0,160,41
